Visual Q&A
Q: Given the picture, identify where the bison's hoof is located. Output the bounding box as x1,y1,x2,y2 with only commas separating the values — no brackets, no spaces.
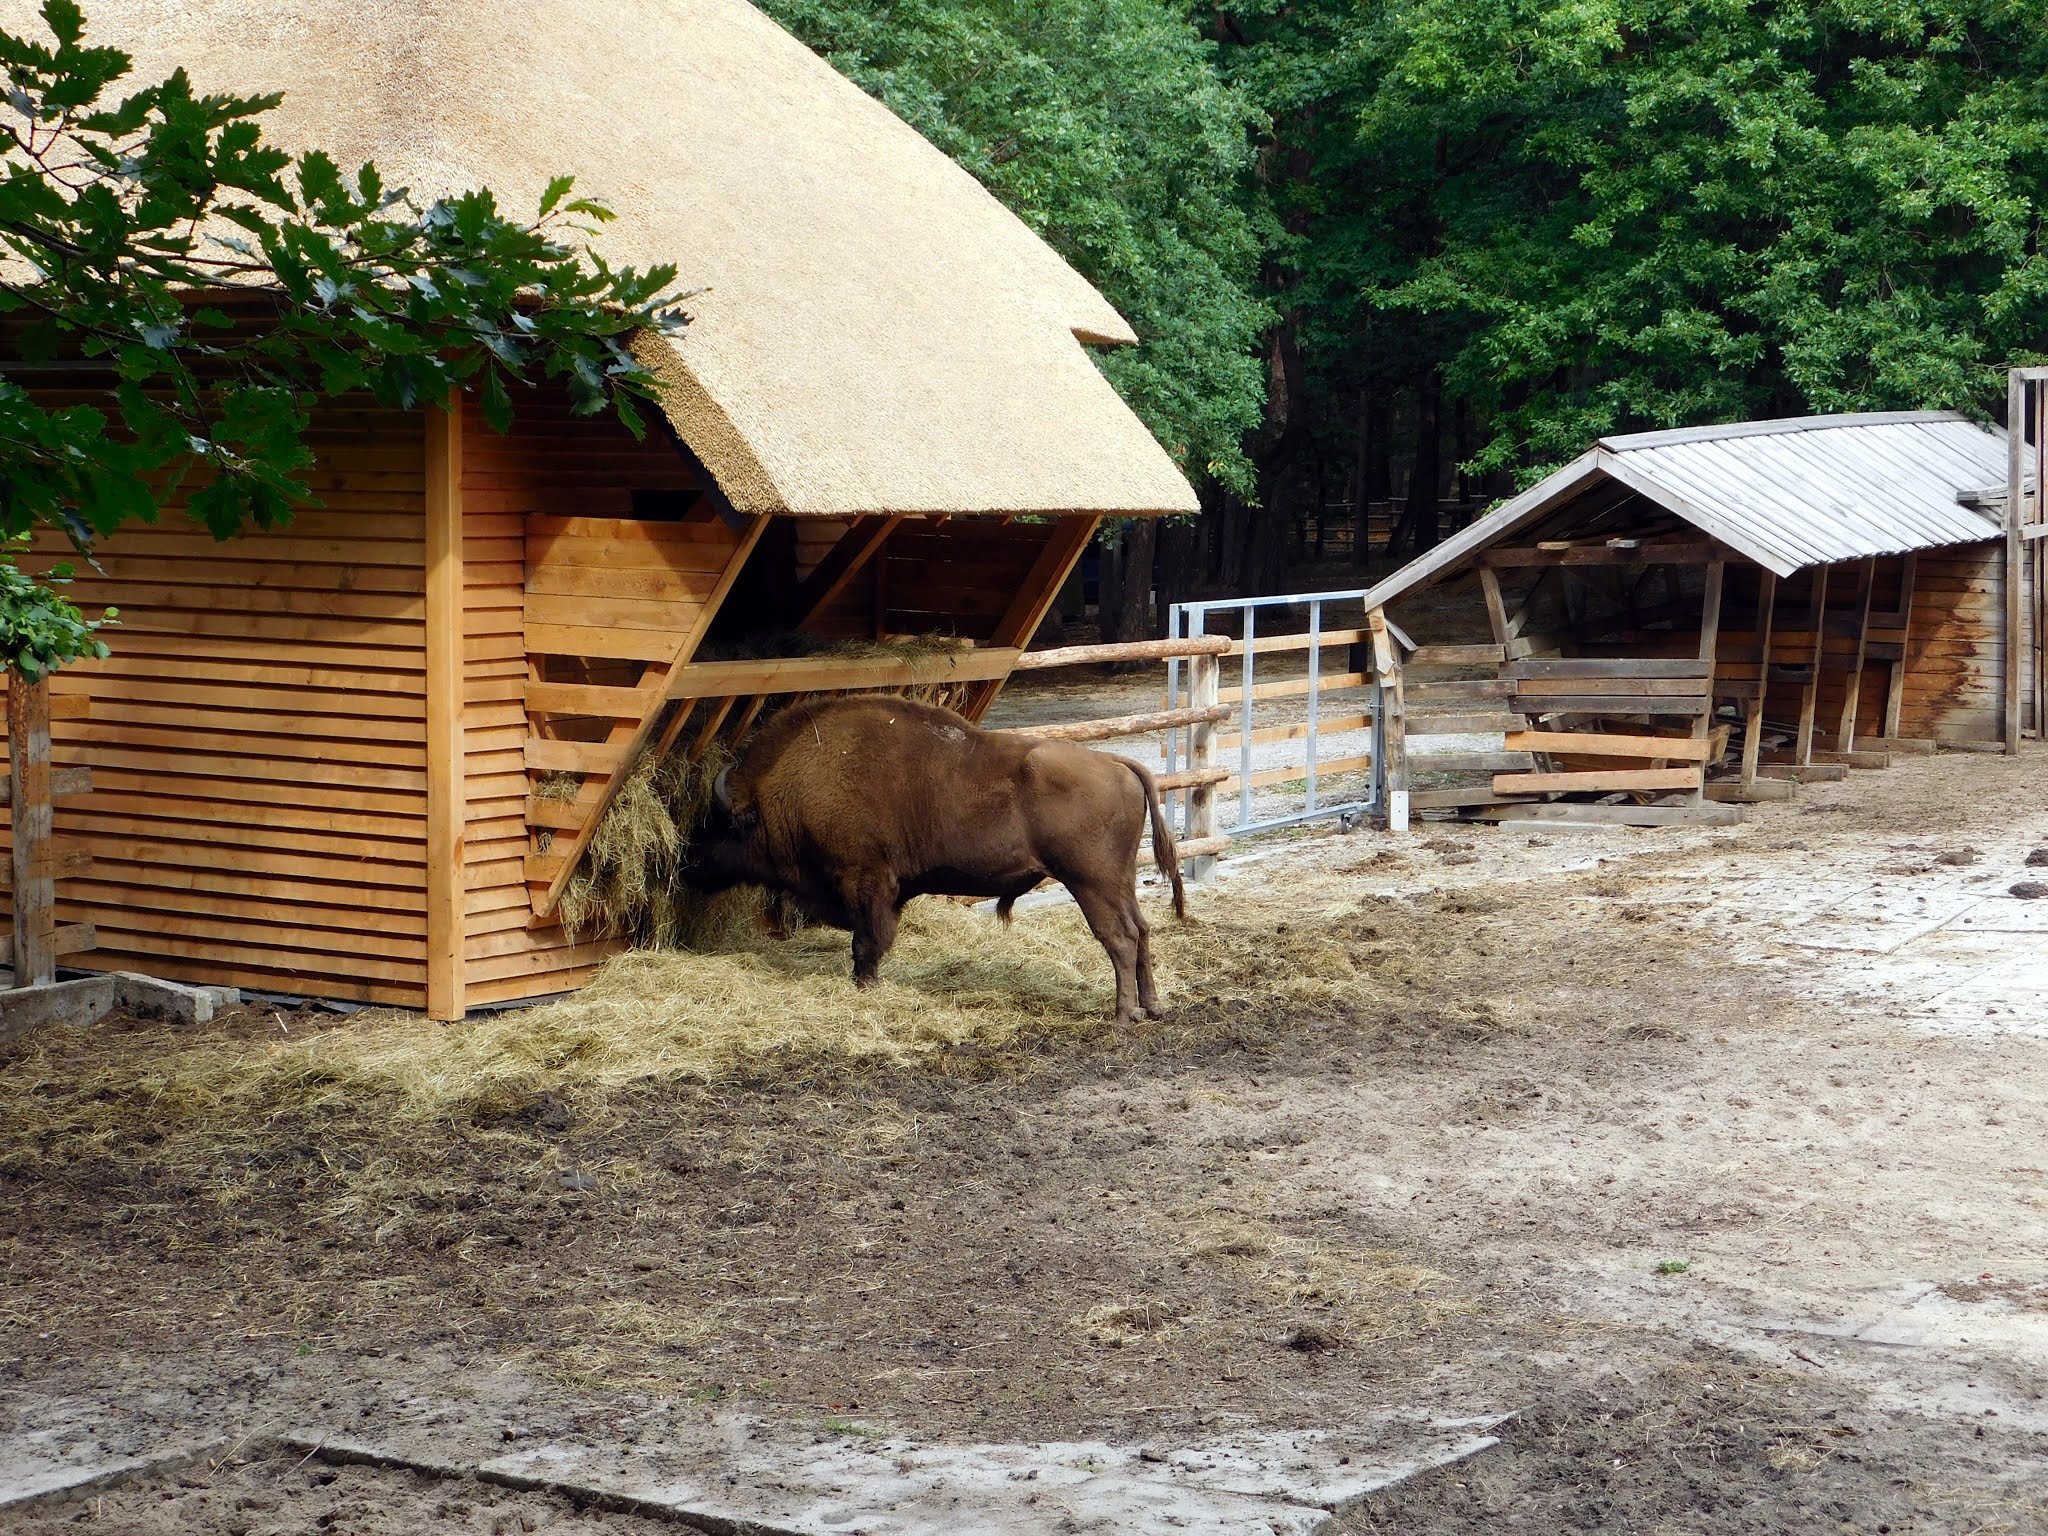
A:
852,973,879,990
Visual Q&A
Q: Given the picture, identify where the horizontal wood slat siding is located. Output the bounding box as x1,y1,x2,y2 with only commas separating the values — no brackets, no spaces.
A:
0,403,433,1004
1898,543,2007,742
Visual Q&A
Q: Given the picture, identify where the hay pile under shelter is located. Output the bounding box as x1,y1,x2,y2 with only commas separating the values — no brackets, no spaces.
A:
1363,409,2044,827
0,0,1197,1018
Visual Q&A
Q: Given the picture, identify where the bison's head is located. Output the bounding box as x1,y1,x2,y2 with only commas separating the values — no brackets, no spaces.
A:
679,766,767,894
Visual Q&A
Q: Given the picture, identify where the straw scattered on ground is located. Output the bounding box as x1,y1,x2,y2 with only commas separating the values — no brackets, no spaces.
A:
0,886,1494,1183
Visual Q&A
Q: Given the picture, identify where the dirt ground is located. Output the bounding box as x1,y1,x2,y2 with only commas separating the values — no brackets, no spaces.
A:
4,745,2048,1532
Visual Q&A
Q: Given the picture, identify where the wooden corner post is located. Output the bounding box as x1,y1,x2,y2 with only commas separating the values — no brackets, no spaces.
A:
425,395,467,1020
1367,607,1408,831
1186,644,1221,879
8,671,53,987
2007,368,2026,754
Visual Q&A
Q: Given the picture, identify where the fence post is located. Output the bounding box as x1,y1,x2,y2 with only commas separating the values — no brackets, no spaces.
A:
1188,647,1221,881
8,671,54,986
1367,607,1409,833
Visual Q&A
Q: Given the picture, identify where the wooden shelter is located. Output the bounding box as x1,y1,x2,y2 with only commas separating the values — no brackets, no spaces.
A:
0,0,1195,1016
1360,411,2038,826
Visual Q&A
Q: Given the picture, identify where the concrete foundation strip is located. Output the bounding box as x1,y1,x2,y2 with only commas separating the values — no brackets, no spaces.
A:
0,1437,231,1510
282,1434,786,1534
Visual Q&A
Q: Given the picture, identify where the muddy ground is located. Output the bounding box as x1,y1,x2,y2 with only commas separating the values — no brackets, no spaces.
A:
4,745,2048,1532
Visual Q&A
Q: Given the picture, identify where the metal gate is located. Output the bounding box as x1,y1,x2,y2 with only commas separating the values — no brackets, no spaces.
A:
1160,589,1392,872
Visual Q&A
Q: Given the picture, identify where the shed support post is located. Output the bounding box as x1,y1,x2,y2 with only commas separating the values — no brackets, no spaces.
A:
7,671,53,988
1835,557,1876,751
1689,558,1725,800
1796,565,1829,767
425,396,467,1021
2007,369,2026,753
1367,607,1408,831
1883,553,1916,740
1742,569,1777,787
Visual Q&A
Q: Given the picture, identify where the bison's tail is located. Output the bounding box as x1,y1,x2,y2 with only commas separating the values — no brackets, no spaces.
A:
1121,757,1187,920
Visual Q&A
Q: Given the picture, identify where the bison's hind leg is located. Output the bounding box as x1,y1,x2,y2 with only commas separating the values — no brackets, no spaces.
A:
1131,900,1164,1019
1070,885,1146,1026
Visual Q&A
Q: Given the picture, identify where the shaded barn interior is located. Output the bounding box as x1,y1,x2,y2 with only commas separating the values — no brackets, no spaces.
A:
1364,413,2036,826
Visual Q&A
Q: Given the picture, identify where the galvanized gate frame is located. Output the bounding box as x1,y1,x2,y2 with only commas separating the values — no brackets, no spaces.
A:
1161,589,1395,877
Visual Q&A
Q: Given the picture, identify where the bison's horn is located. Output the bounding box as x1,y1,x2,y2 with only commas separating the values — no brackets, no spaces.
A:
712,766,734,812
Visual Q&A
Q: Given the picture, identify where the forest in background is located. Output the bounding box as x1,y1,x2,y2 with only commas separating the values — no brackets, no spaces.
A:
762,0,2048,638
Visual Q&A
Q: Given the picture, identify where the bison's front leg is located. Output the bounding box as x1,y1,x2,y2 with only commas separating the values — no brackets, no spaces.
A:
846,880,902,988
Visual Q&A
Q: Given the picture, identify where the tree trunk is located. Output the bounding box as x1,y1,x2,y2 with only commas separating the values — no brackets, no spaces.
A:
1352,393,1388,568
1218,495,1247,590
1097,527,1124,644
1406,372,1443,555
1160,512,1202,618
1112,516,1160,643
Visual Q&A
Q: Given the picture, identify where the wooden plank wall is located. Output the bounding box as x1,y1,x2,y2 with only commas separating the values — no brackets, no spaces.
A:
461,387,709,1008
0,406,434,1005
1897,543,2010,742
806,519,1061,641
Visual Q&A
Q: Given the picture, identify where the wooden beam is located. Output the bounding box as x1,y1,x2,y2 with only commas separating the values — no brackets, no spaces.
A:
671,648,1019,700
1480,541,1719,568
424,397,466,1021
1478,565,1512,645
1517,677,1712,697
7,672,54,986
1004,703,1231,744
1492,766,1701,794
1012,635,1233,670
1741,569,1777,786
1508,659,1712,680
1516,696,1711,717
1505,729,1715,762
0,766,90,806
1834,557,1876,752
792,515,903,628
1796,564,1829,766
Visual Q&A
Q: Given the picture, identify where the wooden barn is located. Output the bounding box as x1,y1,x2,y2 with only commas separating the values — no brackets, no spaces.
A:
0,0,1196,1017
1361,408,2044,826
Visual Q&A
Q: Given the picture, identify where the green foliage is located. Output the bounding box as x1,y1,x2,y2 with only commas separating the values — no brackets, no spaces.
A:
1313,0,2048,479
0,538,113,681
0,0,691,668
762,0,1271,493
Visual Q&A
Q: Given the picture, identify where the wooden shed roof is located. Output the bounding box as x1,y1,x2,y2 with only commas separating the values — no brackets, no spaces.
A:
1363,412,2010,606
34,0,1199,519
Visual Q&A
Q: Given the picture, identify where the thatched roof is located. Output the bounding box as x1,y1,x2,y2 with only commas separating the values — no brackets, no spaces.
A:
27,0,1198,517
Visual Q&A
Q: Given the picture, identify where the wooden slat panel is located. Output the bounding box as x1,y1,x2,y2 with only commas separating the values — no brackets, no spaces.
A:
523,591,705,632
523,738,628,774
524,622,681,661
1505,730,1715,761
1491,767,1702,793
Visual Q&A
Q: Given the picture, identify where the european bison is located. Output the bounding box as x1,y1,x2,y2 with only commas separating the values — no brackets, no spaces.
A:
683,694,1186,1023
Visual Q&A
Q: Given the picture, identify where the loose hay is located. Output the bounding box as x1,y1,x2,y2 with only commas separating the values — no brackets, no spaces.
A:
0,890,1489,1188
